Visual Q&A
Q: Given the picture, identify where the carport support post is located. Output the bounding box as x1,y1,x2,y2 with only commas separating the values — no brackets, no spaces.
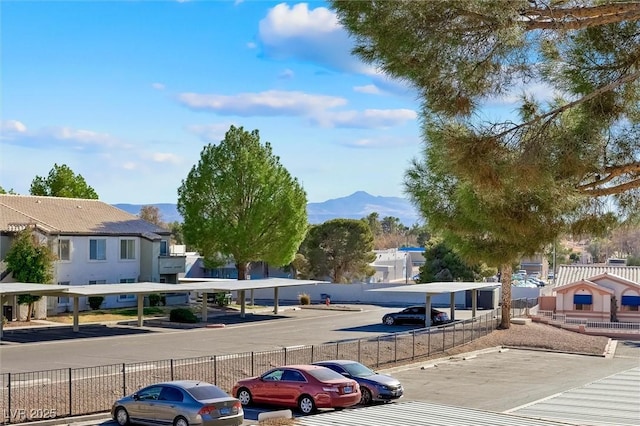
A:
449,292,456,321
471,289,478,318
137,294,144,327
0,296,4,340
201,292,208,323
73,296,80,332
273,287,279,314
240,290,246,318
425,294,432,328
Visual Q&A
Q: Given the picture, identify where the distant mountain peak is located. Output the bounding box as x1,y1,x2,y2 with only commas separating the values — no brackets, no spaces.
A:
114,191,420,227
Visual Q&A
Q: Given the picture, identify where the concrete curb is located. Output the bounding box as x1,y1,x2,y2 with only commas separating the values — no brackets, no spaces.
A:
7,413,110,426
300,305,363,312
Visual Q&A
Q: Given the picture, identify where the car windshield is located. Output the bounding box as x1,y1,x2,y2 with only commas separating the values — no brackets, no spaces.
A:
342,362,375,378
186,385,229,401
307,367,346,382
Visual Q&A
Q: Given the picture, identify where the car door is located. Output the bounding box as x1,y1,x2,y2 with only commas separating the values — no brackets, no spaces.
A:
279,369,308,406
415,307,426,324
129,385,163,424
253,369,284,405
154,385,185,425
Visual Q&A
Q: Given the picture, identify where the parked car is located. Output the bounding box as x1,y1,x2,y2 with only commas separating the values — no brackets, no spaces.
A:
382,306,450,326
232,364,360,414
313,360,403,405
111,380,243,426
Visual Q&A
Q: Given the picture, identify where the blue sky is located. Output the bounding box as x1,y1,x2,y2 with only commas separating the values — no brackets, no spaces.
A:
1,1,531,205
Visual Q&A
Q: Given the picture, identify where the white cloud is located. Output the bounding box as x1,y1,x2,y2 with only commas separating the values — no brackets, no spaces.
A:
246,41,257,49
150,152,181,164
234,0,244,5
340,135,420,149
185,122,236,142
152,82,166,90
278,68,295,80
177,90,347,116
312,108,417,129
1,120,120,151
353,84,382,95
258,3,368,74
0,119,28,134
121,161,137,170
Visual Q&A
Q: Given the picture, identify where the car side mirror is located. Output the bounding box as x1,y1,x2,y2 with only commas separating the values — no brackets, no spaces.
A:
341,372,350,377
133,394,140,401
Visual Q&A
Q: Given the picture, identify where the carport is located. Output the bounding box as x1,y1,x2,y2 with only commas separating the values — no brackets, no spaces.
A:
0,283,70,339
179,277,327,319
368,282,498,328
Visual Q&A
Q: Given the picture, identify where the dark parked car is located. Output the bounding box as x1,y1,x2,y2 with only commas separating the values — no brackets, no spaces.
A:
232,365,360,414
111,380,243,426
382,306,450,326
313,360,403,405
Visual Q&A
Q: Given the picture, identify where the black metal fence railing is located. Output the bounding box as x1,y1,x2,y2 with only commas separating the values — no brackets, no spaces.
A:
0,307,517,424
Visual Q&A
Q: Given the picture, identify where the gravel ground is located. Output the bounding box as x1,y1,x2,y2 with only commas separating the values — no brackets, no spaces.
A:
419,321,611,360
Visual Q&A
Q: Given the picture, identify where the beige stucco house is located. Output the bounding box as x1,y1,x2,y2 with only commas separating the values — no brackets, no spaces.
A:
550,269,640,323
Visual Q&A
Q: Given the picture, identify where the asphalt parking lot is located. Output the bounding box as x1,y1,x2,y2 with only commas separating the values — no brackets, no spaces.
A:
19,341,640,426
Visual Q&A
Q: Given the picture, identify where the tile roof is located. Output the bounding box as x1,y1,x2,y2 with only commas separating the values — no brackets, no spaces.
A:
0,194,169,237
555,264,640,287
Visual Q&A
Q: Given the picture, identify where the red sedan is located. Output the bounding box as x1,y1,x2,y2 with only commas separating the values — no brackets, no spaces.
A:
232,365,360,414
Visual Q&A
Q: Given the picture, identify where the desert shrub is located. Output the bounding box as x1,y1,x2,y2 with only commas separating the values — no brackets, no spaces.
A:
148,293,162,307
298,293,310,305
214,292,231,307
88,296,104,310
170,308,197,323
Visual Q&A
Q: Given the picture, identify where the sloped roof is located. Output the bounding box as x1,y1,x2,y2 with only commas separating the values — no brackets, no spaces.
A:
0,194,169,237
555,265,640,287
554,279,615,295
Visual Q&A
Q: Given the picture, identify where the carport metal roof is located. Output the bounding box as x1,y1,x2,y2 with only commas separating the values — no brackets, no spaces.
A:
0,283,70,295
368,282,499,326
0,278,327,339
368,281,497,294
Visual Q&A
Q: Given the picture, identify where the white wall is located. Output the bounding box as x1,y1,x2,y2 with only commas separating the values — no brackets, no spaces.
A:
54,235,142,310
249,282,511,307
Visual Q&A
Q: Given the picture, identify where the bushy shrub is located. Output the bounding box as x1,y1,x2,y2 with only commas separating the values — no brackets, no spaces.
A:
148,293,162,307
298,293,311,305
214,292,230,307
88,296,104,310
169,308,198,323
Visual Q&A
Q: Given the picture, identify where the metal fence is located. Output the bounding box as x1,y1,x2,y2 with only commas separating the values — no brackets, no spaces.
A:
1,310,502,424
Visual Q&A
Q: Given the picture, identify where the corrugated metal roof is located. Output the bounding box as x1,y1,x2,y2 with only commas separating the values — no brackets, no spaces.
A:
0,194,169,236
555,265,640,287
295,401,573,426
510,367,640,426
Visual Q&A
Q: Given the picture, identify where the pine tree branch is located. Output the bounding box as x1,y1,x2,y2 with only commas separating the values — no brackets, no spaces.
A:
495,68,640,139
523,2,640,30
577,162,640,190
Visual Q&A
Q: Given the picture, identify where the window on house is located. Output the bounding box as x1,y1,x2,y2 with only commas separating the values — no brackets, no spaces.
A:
160,240,169,256
119,278,136,301
120,239,136,260
89,239,107,260
573,294,592,310
58,239,70,261
621,295,640,312
89,280,106,285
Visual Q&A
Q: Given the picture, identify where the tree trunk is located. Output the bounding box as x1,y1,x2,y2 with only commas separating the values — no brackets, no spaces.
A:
26,303,34,322
236,262,250,280
500,263,512,329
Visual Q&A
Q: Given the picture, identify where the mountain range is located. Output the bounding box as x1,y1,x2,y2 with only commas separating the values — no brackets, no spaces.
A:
114,191,421,226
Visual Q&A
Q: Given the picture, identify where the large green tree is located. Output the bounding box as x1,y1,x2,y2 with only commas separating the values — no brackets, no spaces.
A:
177,125,308,280
333,0,640,327
30,163,98,199
5,228,56,321
419,239,480,283
300,219,376,283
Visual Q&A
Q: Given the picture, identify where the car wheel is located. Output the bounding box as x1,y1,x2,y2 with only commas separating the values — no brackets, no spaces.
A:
298,394,316,415
114,407,130,426
383,316,395,325
237,388,252,406
360,387,373,405
174,416,189,426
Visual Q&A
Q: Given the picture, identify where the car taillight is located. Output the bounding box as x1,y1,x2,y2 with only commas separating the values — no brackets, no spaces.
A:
233,401,241,410
198,405,216,415
322,386,339,392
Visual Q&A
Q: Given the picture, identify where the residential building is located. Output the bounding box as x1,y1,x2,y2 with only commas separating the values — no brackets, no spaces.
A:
0,194,186,319
369,248,411,283
540,265,640,323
